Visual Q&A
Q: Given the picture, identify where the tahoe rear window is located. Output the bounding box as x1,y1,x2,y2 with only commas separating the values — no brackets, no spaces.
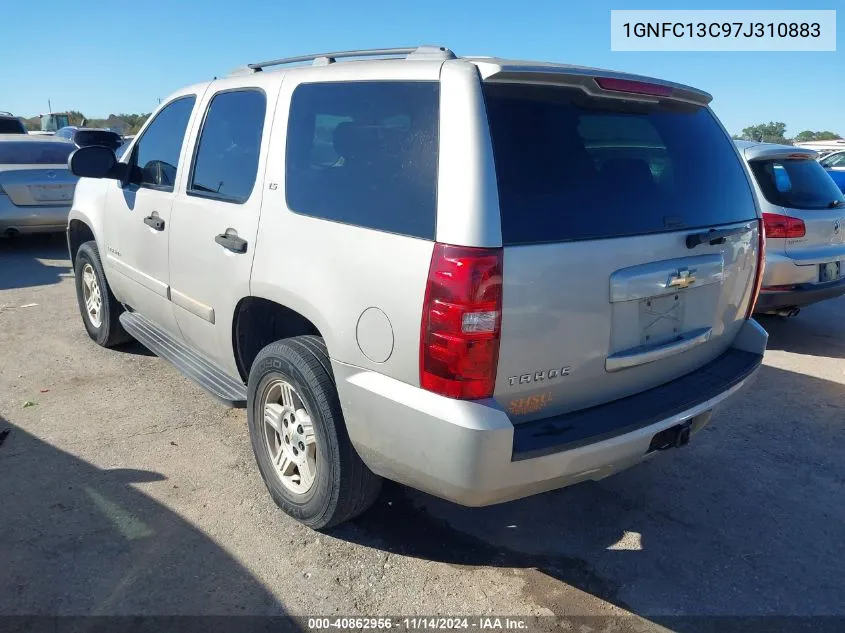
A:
285,81,439,240
483,83,757,245
748,158,845,210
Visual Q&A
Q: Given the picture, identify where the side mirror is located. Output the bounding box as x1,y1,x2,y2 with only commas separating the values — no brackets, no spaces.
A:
68,145,119,179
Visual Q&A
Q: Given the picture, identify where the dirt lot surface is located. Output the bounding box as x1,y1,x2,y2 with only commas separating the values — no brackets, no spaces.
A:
2,235,843,629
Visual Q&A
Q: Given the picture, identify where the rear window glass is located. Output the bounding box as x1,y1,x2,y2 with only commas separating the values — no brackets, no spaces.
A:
285,81,439,240
749,159,845,210
0,118,26,134
483,84,757,245
0,142,75,164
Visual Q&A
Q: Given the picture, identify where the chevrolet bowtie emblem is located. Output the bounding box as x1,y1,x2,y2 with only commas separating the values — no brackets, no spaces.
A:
667,268,696,289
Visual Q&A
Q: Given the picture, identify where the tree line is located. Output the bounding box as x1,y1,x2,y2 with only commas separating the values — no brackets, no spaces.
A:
22,110,151,135
733,122,842,145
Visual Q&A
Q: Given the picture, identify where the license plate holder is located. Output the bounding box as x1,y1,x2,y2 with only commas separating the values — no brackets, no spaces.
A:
819,261,842,283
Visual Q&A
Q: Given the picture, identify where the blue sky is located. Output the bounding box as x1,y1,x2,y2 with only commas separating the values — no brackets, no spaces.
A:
2,0,841,136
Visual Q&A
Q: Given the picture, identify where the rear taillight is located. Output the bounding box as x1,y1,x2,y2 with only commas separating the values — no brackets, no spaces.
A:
595,77,673,98
746,219,766,319
762,212,806,238
420,243,503,400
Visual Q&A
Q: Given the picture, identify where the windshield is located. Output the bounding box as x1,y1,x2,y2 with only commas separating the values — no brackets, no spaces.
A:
749,158,845,210
482,83,757,245
0,142,75,164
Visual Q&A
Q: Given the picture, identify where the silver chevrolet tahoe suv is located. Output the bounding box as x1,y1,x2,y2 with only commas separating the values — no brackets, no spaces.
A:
65,46,768,530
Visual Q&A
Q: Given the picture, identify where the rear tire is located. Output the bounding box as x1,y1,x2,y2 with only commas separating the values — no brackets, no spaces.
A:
74,241,131,347
247,336,381,530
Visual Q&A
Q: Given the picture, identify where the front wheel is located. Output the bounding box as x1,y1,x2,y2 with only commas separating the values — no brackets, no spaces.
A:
73,241,131,347
247,336,381,530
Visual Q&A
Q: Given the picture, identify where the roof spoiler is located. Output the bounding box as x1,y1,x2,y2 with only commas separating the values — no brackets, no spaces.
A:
472,61,712,107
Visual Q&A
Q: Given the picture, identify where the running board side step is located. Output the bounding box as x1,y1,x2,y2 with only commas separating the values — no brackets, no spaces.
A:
119,311,247,407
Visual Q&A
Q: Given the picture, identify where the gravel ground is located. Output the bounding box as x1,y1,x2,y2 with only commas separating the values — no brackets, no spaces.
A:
1,234,843,629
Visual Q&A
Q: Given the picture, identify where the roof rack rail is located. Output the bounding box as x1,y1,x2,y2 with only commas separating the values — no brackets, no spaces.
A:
246,45,455,72
0,111,14,116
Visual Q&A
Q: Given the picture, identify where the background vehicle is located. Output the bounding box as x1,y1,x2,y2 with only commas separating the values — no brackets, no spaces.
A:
820,150,845,193
736,140,845,315
793,139,845,155
0,135,77,236
66,46,767,530
819,149,845,171
38,112,71,134
0,112,27,134
55,126,124,150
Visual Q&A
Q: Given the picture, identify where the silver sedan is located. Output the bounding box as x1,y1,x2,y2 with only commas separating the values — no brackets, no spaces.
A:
0,134,77,237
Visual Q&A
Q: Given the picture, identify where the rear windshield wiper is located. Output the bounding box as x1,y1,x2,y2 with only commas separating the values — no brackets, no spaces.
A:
828,200,845,208
686,225,752,249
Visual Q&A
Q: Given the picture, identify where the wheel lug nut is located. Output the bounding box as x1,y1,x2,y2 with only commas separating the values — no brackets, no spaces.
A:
292,447,298,456
298,442,304,450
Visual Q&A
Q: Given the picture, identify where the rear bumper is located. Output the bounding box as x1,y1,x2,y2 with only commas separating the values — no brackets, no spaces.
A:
755,276,845,311
757,249,845,311
335,319,767,507
0,198,70,234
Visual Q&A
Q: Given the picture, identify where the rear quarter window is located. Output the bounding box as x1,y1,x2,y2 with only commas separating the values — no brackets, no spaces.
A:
483,83,758,245
285,81,439,240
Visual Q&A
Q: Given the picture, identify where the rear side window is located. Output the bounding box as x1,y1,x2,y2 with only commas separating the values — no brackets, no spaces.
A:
285,81,439,239
189,89,266,203
483,83,757,245
0,142,75,164
749,159,845,210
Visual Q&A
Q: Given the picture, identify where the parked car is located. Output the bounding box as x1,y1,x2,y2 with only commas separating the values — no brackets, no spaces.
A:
735,141,845,315
819,149,845,171
0,134,78,236
0,112,27,135
65,46,767,530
